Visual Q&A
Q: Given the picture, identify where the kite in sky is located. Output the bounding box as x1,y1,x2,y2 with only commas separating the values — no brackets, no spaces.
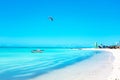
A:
48,16,54,21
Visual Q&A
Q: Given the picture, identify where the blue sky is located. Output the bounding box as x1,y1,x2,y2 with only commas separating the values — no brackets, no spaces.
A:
0,0,120,47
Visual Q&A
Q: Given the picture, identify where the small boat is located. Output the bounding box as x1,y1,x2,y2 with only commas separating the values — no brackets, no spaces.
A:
31,49,44,53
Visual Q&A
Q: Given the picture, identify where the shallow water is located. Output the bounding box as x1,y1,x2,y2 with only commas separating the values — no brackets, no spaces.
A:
0,48,105,80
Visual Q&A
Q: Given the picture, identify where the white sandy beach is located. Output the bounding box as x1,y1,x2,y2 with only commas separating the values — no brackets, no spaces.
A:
105,49,120,80
83,48,120,80
31,48,120,80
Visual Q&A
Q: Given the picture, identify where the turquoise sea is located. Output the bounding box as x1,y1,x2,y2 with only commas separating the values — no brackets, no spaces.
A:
0,48,104,80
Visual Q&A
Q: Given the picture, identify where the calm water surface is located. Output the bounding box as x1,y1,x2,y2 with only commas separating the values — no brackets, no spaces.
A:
0,48,101,80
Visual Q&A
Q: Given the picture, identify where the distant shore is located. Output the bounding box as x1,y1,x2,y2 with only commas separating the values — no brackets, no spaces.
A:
31,48,120,80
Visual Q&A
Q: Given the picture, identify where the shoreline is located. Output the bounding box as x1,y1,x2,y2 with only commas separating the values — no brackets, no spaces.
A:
82,48,120,80
31,48,118,80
